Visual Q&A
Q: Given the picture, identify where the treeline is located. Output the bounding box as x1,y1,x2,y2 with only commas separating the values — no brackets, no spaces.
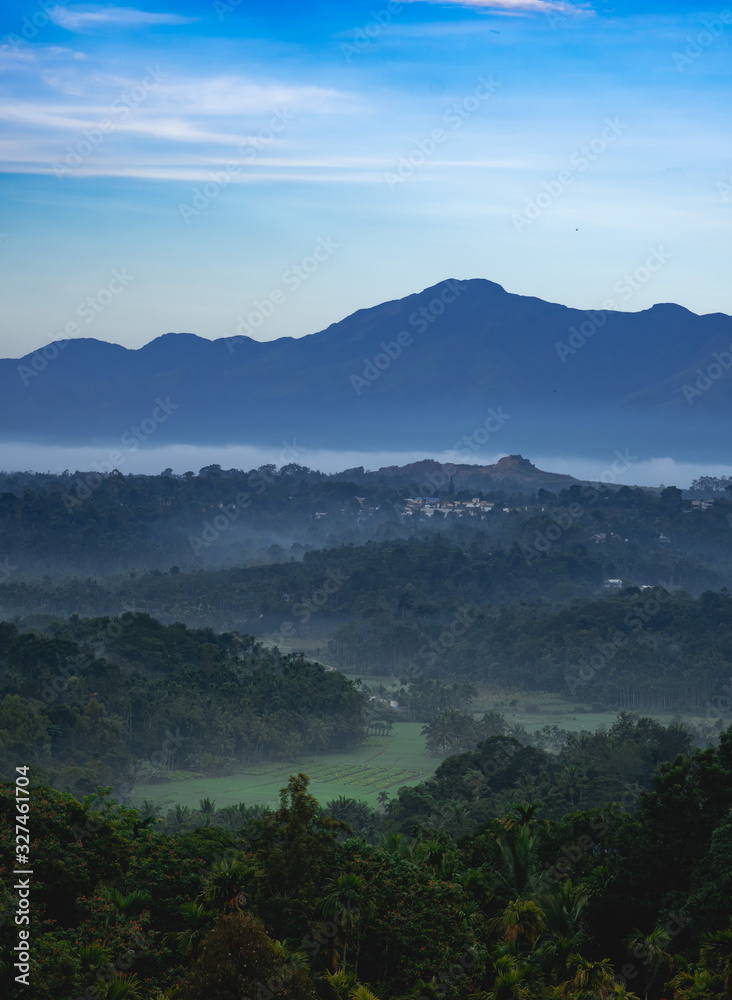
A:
136,713,705,838
328,586,732,711
2,466,732,593
0,533,610,632
2,563,732,712
2,725,731,999
0,613,365,798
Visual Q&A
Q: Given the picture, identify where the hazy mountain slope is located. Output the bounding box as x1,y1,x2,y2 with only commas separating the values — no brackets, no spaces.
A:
1,278,729,459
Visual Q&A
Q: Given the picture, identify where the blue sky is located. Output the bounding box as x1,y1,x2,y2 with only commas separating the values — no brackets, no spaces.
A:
0,0,730,357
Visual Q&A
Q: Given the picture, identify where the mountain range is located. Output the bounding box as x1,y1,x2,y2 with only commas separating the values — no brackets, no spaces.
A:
1,277,730,461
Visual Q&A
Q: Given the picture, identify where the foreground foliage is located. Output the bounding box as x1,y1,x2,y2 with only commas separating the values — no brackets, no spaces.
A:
0,731,730,999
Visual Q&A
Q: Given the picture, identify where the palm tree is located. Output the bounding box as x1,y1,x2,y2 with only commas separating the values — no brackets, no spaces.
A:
196,797,217,826
485,953,534,1000
350,987,379,1000
325,796,372,835
700,922,732,1000
628,927,675,1000
563,953,616,1000
558,764,586,807
538,880,589,982
199,856,253,913
102,977,144,999
496,898,547,953
495,819,543,899
108,888,151,916
272,938,311,973
421,708,465,756
378,830,414,859
479,708,509,738
541,879,588,940
668,966,723,1000
306,718,334,759
249,715,269,762
167,901,214,958
278,731,305,761
165,803,193,833
320,968,358,999
317,872,375,972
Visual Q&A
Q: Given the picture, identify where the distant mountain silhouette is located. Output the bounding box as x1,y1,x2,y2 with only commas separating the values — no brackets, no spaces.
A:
1,278,730,460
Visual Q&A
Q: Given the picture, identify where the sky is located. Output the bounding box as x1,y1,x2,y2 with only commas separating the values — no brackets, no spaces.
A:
0,0,731,361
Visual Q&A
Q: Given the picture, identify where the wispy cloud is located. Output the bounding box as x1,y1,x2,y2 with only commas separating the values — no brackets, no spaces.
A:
48,5,199,31
401,0,592,13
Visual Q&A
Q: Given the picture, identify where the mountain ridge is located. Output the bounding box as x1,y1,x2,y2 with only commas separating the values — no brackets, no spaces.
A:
2,278,730,461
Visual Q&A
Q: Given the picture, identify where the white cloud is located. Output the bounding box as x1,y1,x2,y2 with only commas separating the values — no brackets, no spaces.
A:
48,5,198,31
401,0,592,14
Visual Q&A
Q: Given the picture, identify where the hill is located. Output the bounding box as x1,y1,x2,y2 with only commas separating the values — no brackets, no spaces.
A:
2,278,731,460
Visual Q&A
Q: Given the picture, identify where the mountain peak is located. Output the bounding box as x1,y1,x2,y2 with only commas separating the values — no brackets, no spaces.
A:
492,455,536,471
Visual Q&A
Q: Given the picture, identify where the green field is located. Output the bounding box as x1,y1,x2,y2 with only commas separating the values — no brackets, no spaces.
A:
132,722,439,812
139,644,709,814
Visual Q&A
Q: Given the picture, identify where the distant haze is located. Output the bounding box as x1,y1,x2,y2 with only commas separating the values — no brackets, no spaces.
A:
2,279,731,466
0,441,729,490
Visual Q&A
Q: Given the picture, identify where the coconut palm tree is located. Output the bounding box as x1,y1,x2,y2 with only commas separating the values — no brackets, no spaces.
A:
199,856,254,913
484,953,534,1000
165,803,193,833
700,922,732,1000
167,901,214,958
316,872,375,972
627,927,675,1000
195,796,217,826
306,718,334,759
563,953,616,1000
495,819,543,899
378,830,414,859
108,888,151,916
495,898,547,954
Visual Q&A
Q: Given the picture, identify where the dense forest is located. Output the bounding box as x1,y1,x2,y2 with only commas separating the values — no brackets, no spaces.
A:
0,614,365,798
2,560,732,712
2,465,731,999
1,466,731,591
1,726,731,1000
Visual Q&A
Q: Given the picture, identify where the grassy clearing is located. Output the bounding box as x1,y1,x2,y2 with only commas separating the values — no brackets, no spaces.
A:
132,722,438,812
